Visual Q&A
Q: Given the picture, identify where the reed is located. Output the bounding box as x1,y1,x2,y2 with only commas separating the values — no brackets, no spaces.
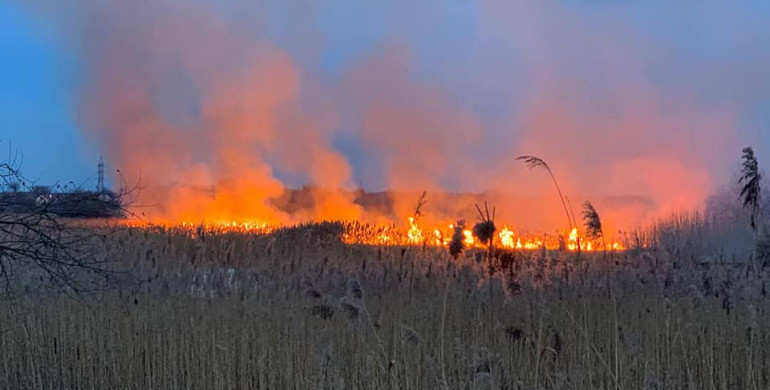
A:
0,219,768,389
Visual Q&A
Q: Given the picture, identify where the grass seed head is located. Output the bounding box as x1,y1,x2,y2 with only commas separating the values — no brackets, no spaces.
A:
449,220,466,259
740,146,761,230
401,325,423,346
582,201,603,240
347,280,363,300
340,299,360,320
503,326,523,341
473,221,496,246
310,304,334,320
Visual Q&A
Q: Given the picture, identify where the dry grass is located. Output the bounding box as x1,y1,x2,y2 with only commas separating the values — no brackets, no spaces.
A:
1,222,770,389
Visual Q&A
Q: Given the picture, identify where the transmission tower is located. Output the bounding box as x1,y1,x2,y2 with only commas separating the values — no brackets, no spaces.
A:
97,155,105,193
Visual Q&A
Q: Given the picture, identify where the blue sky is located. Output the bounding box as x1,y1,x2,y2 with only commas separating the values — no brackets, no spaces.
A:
3,1,770,199
0,2,99,187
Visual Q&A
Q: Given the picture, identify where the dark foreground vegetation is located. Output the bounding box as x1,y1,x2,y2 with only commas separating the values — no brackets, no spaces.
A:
2,220,770,389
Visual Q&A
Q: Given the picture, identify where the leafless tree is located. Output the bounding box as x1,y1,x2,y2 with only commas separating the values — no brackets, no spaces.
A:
0,148,133,295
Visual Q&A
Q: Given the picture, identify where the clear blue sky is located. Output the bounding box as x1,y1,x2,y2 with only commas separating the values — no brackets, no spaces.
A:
0,2,99,187
2,1,770,193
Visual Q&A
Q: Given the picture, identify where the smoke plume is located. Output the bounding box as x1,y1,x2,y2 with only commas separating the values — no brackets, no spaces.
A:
18,0,770,230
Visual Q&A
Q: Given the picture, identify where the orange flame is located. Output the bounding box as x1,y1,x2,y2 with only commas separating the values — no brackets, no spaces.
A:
136,217,625,252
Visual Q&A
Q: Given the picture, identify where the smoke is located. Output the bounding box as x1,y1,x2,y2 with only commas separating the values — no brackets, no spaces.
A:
340,44,484,220
17,0,770,230
472,0,745,230
39,0,363,224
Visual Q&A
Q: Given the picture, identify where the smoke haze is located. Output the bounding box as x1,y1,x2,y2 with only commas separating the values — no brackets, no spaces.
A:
16,0,770,230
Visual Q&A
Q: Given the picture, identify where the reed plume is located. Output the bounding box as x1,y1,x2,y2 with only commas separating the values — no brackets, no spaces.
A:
340,299,360,320
412,191,428,219
472,202,496,247
347,280,363,300
401,325,423,346
517,155,573,230
582,202,603,240
739,146,761,231
449,221,465,259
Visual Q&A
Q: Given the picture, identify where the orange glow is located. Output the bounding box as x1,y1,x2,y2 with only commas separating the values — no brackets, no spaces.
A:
463,229,475,246
407,217,423,244
128,217,626,252
499,226,515,248
75,0,722,254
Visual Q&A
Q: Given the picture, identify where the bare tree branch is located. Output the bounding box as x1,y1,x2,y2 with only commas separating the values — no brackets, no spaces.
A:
0,146,138,295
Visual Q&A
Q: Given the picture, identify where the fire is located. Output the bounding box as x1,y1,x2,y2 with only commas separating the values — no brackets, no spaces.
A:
497,226,545,250
499,226,515,248
378,227,392,244
433,229,444,246
523,240,541,250
134,217,625,252
567,228,579,251
407,217,423,243
463,229,475,246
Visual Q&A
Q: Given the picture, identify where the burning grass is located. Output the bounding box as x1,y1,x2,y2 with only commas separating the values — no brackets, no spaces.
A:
125,217,627,252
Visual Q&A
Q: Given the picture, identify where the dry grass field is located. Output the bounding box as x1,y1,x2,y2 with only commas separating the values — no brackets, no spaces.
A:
1,221,769,389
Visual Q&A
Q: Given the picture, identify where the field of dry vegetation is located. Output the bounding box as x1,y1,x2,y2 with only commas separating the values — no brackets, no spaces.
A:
1,219,769,389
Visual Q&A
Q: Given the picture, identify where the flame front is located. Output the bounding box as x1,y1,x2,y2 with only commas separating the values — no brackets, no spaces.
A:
144,217,625,252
